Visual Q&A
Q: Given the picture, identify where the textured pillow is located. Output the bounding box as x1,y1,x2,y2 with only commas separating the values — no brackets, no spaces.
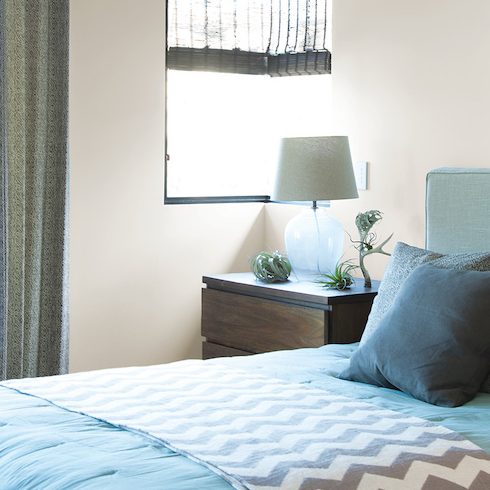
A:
362,242,490,345
341,264,490,407
361,241,490,393
361,242,442,345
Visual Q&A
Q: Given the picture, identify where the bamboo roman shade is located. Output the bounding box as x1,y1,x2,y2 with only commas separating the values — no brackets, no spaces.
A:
167,0,331,76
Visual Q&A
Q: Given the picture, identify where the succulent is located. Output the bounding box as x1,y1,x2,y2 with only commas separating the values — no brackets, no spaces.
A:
251,251,291,283
318,260,358,290
355,210,384,234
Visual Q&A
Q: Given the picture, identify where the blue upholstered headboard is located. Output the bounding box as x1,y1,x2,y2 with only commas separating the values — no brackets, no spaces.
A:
426,167,490,253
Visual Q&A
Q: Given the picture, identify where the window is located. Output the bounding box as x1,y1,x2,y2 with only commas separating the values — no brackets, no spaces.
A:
165,1,332,204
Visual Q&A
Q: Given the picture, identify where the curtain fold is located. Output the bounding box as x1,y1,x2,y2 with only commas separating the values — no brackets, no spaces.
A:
0,0,69,380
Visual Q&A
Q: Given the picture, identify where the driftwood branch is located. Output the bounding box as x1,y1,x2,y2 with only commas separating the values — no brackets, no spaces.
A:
359,233,393,288
354,211,393,288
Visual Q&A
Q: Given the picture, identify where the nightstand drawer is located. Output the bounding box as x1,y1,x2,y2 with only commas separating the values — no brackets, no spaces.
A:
202,288,324,353
202,341,252,359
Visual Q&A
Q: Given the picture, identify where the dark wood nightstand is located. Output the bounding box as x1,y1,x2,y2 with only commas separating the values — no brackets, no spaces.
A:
201,273,379,359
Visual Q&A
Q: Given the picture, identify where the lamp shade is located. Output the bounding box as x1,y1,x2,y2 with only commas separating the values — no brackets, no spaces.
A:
271,136,358,281
272,136,358,202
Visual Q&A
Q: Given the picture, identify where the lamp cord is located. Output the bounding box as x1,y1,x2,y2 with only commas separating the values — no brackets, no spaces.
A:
312,201,322,275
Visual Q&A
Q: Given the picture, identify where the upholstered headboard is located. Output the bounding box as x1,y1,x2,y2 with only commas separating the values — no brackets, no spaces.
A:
426,167,490,253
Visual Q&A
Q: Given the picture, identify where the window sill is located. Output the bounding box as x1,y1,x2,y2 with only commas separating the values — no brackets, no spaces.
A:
164,195,270,205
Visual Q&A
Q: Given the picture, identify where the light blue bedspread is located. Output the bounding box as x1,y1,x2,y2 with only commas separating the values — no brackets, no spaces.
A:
0,344,488,489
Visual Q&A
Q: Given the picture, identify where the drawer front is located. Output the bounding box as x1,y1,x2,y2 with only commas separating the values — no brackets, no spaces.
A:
202,341,252,360
202,288,325,353
328,300,373,343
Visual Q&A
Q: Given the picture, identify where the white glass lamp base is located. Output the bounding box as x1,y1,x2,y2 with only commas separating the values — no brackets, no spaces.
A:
284,207,344,282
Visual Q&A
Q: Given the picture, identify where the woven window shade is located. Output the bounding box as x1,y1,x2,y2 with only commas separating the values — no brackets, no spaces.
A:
167,0,331,77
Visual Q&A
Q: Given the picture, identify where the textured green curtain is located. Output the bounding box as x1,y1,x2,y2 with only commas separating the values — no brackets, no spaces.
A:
0,0,69,380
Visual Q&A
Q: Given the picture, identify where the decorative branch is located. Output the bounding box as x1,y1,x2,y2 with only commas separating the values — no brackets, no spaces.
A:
352,210,393,288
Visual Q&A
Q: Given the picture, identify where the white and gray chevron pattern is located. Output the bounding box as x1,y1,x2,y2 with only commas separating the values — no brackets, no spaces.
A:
3,360,490,489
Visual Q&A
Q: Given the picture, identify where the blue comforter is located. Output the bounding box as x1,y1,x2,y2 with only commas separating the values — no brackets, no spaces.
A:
0,344,489,489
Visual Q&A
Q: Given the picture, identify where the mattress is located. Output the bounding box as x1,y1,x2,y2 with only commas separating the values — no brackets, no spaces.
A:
0,343,489,489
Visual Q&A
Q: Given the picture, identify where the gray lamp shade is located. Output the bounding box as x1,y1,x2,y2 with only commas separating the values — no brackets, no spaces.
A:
272,136,359,201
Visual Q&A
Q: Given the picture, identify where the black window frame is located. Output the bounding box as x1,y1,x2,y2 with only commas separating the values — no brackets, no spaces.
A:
163,0,330,205
163,72,272,206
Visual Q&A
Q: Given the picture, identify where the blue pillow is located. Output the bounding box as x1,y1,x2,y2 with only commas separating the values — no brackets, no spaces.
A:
340,264,490,407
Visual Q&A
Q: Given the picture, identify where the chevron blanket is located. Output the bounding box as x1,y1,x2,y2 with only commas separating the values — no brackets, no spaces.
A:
3,360,490,489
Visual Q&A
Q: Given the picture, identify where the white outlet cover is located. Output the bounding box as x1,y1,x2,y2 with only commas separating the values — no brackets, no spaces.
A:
354,161,368,191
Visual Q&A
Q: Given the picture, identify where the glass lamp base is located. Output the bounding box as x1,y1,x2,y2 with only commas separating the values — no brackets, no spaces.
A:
284,207,344,282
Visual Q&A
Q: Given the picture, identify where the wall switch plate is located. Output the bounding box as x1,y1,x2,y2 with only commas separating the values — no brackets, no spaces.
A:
354,161,368,190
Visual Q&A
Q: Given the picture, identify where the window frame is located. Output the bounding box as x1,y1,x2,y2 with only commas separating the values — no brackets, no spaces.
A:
163,75,272,205
163,1,271,205
163,1,331,205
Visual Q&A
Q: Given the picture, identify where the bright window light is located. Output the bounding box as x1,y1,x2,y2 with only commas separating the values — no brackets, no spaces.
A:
166,71,332,200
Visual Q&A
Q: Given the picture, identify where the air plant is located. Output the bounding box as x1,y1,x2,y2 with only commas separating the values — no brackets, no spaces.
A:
318,260,358,290
351,210,393,288
251,251,292,283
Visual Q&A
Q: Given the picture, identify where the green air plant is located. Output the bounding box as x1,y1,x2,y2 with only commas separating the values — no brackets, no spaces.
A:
251,251,292,283
352,210,393,288
318,260,358,290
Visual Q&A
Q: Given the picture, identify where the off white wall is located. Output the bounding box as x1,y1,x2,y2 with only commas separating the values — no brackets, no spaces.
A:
69,0,264,372
71,0,490,371
266,0,490,279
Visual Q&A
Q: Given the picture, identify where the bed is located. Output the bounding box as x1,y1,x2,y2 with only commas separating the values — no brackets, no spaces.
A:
0,167,489,489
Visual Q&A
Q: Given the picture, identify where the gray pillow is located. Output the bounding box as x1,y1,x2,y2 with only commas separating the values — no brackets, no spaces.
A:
341,264,490,407
360,241,490,394
361,242,442,345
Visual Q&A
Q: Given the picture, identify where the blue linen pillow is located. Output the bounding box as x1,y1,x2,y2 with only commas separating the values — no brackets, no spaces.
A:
361,242,490,346
340,264,490,407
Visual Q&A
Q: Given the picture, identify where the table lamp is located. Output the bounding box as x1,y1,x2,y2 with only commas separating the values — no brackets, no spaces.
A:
272,136,359,281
